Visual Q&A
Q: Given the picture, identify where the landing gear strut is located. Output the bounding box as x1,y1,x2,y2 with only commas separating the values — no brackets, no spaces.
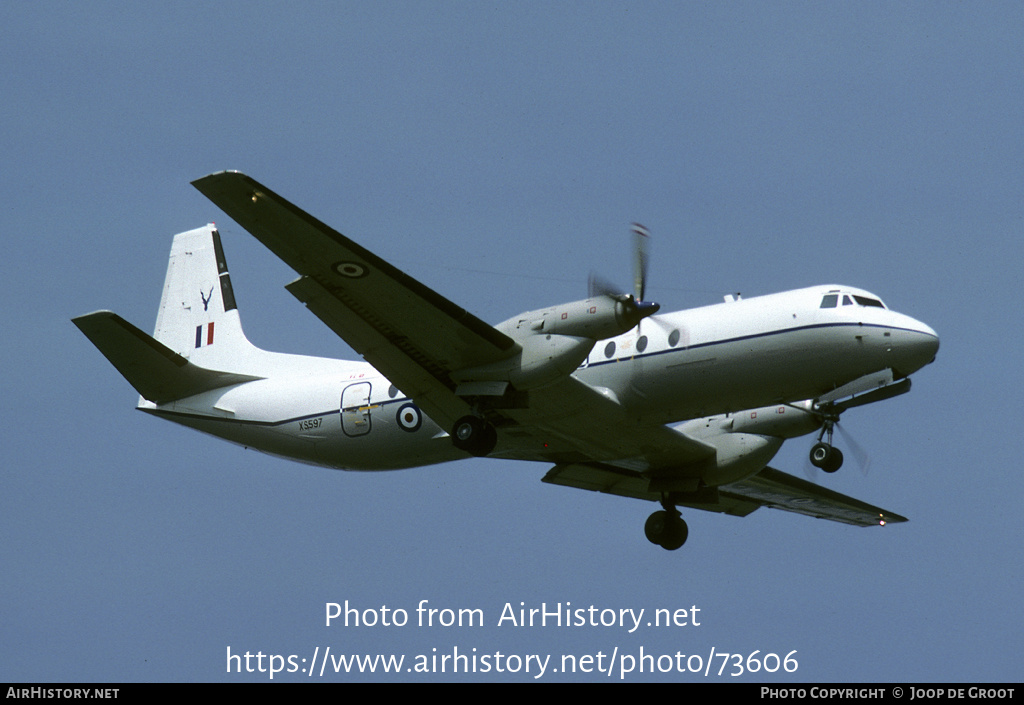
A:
645,498,689,551
809,409,844,473
450,415,497,457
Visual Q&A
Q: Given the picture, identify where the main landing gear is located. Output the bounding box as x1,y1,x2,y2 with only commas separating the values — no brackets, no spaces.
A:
645,499,689,551
450,415,498,457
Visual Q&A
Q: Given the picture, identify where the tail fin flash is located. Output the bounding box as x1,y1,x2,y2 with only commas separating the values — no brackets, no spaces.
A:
153,224,260,368
74,224,266,405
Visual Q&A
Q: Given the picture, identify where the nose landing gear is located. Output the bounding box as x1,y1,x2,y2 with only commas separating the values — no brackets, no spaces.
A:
809,441,844,473
809,406,844,473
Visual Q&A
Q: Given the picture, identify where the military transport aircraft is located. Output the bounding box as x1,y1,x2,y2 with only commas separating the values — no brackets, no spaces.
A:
73,171,939,550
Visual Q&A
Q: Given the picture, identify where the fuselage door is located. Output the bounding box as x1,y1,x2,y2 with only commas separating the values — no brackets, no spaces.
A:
341,382,372,436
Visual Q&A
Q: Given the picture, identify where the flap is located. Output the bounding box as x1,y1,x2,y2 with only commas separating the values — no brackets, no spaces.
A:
543,463,906,527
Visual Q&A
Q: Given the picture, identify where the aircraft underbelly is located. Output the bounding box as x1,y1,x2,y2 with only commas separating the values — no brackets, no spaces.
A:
147,373,462,471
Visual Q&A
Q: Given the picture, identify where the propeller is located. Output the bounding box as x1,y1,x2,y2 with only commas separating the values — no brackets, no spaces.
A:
632,222,650,303
631,223,677,335
833,421,872,476
803,414,873,481
587,271,627,301
587,223,661,329
802,378,909,478
800,397,876,480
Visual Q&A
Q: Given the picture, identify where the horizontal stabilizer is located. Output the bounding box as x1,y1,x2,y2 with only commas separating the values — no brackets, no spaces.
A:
72,311,262,404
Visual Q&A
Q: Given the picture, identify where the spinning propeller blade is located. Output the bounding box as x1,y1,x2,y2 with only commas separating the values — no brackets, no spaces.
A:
834,422,873,476
587,223,660,327
632,222,651,303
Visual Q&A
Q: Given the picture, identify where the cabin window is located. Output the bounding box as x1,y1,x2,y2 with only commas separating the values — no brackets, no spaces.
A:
820,294,838,308
668,329,681,347
636,335,648,353
604,341,615,359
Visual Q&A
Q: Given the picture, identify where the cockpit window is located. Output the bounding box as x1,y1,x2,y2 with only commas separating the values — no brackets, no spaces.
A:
853,295,885,308
821,292,887,309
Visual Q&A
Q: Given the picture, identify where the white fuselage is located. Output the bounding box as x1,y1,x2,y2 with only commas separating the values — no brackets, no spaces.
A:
142,284,938,472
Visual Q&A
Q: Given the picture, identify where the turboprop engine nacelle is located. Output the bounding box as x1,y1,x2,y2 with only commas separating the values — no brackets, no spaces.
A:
673,402,822,486
499,295,659,341
452,295,659,393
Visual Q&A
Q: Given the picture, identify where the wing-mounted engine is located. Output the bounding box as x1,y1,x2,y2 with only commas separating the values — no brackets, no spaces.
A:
672,402,822,486
513,294,659,340
452,223,660,396
451,294,659,394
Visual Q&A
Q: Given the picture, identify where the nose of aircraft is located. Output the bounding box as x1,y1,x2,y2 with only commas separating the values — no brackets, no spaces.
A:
896,317,939,376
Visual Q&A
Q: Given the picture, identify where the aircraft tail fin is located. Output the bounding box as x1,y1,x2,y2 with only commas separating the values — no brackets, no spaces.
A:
152,224,262,370
74,224,267,404
72,311,262,404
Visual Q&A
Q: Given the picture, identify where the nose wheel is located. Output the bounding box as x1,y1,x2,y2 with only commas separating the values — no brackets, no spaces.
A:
809,409,844,473
809,442,843,473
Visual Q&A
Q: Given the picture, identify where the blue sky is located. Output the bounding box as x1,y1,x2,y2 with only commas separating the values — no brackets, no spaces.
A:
2,2,1021,682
